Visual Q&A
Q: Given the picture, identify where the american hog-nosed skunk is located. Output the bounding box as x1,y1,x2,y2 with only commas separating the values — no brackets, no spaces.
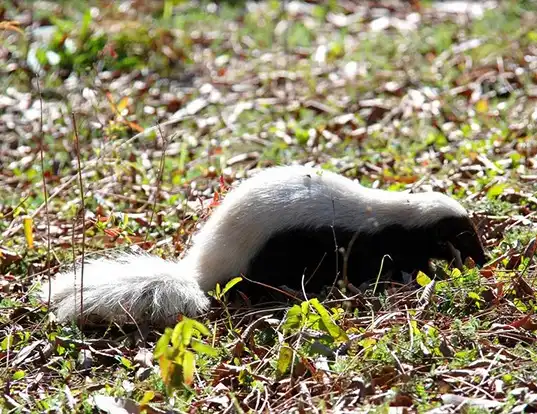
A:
41,165,487,326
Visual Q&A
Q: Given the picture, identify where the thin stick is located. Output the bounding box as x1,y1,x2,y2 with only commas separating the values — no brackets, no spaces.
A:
117,301,143,340
72,112,86,329
36,77,52,307
240,275,302,302
328,198,340,298
342,230,360,287
145,123,170,242
71,210,78,325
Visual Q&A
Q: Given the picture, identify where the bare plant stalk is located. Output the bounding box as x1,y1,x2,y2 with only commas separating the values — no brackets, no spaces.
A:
145,122,169,242
36,77,52,306
328,198,340,298
71,209,78,324
72,112,86,327
342,230,360,287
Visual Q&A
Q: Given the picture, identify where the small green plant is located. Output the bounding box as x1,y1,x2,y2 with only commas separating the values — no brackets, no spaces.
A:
154,317,218,392
37,11,107,74
277,298,348,377
212,276,243,302
283,298,348,342
209,276,243,330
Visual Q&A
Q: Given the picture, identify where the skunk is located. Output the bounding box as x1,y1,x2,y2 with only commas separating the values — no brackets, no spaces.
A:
41,165,487,326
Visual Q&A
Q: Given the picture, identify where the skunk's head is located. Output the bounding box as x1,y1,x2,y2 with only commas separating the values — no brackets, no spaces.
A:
433,213,488,268
408,192,488,268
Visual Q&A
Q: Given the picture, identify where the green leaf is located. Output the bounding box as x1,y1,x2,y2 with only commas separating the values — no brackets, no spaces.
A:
191,320,211,337
158,353,174,386
222,277,243,295
475,99,488,114
309,299,335,327
191,338,219,357
118,356,133,369
416,271,432,287
173,350,186,364
487,183,507,199
154,328,172,358
301,300,310,315
238,367,252,385
410,319,420,337
140,391,155,406
424,324,439,339
79,10,92,42
276,345,293,377
181,319,194,347
358,337,377,351
12,370,25,380
171,321,184,348
514,298,528,313
294,127,310,144
527,31,537,43
468,292,482,301
309,298,348,342
0,334,12,351
451,268,462,278
283,304,304,333
182,350,195,385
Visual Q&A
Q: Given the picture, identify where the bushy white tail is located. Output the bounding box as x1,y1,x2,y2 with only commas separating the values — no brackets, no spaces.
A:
41,252,210,326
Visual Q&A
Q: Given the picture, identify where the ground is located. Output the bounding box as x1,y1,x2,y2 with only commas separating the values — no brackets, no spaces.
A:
1,1,537,412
